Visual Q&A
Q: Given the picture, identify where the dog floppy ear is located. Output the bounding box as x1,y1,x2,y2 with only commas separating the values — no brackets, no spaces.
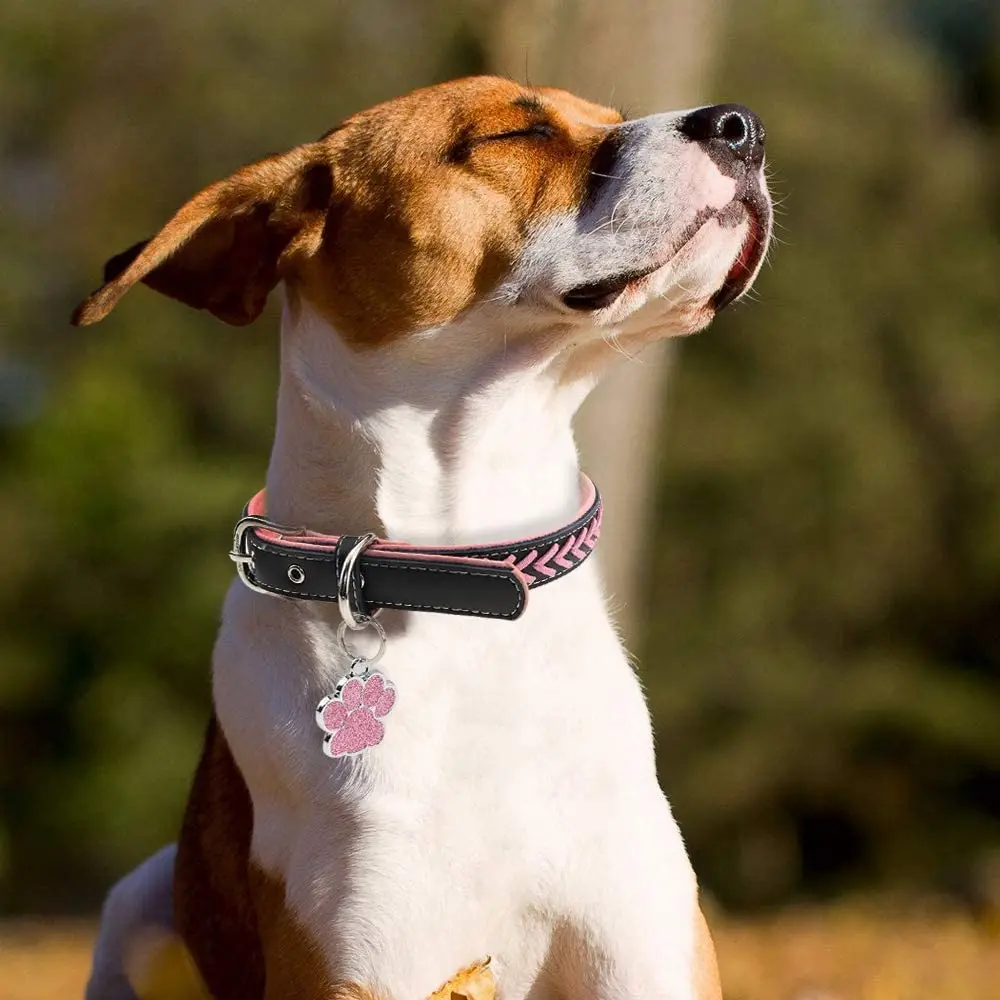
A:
72,145,333,327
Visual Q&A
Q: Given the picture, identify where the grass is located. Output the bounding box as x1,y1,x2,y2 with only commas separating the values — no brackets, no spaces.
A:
714,902,1000,1000
1,903,998,1000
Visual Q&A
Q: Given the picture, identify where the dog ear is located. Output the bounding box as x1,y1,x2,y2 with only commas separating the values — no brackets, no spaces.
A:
71,146,333,327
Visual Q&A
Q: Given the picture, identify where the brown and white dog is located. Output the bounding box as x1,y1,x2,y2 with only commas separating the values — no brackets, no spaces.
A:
75,76,771,1000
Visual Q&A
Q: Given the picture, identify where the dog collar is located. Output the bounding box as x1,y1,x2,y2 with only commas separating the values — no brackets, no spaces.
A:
229,476,602,621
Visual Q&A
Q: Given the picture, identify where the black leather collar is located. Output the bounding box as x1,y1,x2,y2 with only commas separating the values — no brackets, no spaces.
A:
230,477,602,621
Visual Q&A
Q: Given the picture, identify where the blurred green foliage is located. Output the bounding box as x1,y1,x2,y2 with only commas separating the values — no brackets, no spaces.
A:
0,0,997,913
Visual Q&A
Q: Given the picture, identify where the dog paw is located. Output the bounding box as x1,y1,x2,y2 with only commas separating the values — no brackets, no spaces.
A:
316,672,396,757
428,958,495,1000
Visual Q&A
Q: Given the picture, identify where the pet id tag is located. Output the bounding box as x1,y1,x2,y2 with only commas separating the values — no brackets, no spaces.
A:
315,655,396,758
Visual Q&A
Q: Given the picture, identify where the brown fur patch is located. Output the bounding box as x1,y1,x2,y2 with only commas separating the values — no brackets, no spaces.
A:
247,864,335,1000
174,717,265,1000
294,77,621,345
71,76,621,346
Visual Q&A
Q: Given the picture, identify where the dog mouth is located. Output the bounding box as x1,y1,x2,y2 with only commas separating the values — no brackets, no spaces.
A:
711,198,768,311
561,261,664,312
562,197,769,315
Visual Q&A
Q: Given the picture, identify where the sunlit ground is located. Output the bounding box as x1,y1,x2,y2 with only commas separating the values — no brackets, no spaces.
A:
2,903,999,1000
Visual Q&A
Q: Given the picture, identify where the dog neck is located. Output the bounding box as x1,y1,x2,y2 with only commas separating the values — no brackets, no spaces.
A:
264,300,600,548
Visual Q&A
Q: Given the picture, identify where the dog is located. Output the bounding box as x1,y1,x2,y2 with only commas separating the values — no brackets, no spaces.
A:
74,76,771,1000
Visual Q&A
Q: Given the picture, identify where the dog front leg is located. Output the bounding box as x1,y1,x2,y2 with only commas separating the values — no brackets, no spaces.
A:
563,895,721,1000
558,799,721,1000
85,844,182,1000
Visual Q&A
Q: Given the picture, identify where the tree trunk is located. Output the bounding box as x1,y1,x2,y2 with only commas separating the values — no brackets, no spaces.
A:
486,0,723,639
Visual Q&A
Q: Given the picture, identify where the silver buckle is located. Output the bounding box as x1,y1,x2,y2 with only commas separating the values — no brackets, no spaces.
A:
338,532,378,629
229,515,305,596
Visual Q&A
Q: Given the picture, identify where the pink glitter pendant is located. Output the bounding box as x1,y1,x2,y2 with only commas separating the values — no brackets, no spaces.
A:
315,664,397,758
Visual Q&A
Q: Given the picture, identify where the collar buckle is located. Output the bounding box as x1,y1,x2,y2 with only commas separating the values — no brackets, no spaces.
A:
229,514,306,597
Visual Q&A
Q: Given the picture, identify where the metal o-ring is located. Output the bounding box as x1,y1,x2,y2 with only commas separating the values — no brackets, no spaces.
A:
287,564,306,584
337,617,387,667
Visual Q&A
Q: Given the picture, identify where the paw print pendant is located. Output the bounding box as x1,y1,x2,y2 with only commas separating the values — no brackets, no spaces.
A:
315,665,396,758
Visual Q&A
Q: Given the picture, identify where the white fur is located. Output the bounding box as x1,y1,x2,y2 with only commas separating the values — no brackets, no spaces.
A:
216,301,699,999
87,106,770,1000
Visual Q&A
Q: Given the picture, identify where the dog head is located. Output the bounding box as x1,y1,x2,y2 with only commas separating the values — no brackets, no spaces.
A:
73,76,770,357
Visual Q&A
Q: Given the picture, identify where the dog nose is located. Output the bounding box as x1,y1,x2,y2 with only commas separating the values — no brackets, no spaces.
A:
678,103,765,170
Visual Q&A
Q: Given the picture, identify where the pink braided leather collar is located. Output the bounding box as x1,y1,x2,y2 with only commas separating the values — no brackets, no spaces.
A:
230,475,603,621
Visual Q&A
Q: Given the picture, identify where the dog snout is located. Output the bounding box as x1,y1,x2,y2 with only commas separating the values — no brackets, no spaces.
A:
677,103,765,172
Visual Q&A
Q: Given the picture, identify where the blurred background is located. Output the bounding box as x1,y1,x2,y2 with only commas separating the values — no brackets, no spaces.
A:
2,0,999,996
